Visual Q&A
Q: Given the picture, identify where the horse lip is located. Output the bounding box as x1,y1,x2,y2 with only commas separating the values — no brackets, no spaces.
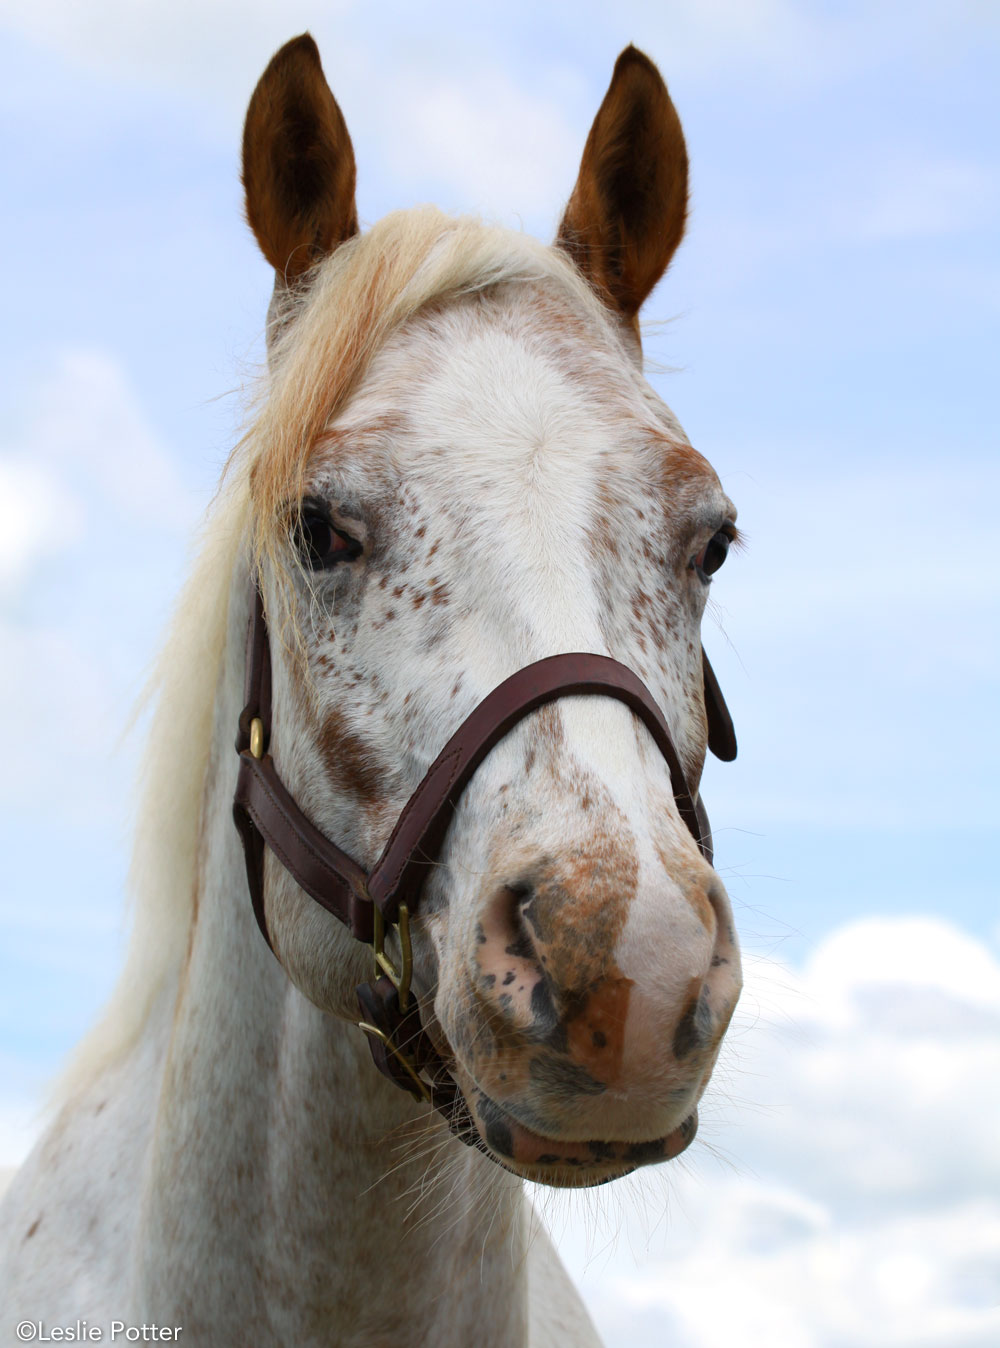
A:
470,1086,699,1178
430,1030,700,1181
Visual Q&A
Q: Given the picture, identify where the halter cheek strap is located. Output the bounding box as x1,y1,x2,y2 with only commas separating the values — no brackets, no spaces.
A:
233,581,736,1129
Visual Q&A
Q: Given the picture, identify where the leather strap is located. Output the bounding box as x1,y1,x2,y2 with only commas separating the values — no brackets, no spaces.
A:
232,578,736,1126
235,583,271,756
703,648,737,762
367,651,708,923
235,752,375,942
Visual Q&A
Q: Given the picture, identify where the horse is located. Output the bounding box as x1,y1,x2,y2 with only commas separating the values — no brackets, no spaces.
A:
0,35,743,1346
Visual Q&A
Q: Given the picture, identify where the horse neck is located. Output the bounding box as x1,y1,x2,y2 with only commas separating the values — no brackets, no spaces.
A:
135,567,527,1344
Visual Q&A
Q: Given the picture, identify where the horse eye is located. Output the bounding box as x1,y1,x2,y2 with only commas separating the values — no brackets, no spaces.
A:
294,509,359,570
690,530,731,584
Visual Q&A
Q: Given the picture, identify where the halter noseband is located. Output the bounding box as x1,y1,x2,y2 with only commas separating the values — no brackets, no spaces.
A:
233,580,736,1135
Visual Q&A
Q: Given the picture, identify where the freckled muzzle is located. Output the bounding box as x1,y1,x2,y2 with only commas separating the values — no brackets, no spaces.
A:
234,579,739,1165
438,862,740,1180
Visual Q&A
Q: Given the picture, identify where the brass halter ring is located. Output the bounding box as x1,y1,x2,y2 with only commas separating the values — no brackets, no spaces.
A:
372,903,414,1009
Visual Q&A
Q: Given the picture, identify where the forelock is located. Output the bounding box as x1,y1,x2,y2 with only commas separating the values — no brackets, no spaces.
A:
229,207,617,587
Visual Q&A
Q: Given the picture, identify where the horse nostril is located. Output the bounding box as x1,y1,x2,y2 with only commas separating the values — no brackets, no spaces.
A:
477,882,565,1043
501,882,537,963
505,882,532,900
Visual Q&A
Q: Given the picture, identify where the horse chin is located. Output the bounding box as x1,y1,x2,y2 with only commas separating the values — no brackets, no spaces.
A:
452,1069,699,1189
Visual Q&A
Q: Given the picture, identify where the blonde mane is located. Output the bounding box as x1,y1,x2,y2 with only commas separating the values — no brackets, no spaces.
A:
54,209,616,1105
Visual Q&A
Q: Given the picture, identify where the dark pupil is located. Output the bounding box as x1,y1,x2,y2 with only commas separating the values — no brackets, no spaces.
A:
297,512,335,568
702,532,730,576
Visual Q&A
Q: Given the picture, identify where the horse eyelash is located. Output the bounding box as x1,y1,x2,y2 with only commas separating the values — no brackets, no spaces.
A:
724,523,747,554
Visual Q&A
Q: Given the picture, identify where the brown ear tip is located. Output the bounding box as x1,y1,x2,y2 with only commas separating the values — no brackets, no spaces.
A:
271,32,322,70
614,45,661,79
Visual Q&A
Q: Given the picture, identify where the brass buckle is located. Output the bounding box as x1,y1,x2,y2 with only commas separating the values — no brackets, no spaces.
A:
249,716,265,760
372,903,413,1009
358,904,426,1100
356,1021,431,1103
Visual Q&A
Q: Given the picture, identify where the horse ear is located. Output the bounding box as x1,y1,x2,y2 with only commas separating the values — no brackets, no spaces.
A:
242,33,358,280
556,46,688,322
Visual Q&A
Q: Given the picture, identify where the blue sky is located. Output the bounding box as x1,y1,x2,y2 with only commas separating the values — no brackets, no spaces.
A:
1,3,998,1344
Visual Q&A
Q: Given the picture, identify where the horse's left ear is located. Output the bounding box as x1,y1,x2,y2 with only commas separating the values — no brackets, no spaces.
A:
557,46,688,324
242,33,358,281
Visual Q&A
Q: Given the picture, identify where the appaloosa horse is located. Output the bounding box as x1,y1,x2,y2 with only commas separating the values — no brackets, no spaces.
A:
0,36,742,1346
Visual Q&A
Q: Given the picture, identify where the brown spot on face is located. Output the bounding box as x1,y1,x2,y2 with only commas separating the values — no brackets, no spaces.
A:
565,975,633,1087
319,706,384,801
463,757,643,1112
518,830,637,995
25,1217,41,1239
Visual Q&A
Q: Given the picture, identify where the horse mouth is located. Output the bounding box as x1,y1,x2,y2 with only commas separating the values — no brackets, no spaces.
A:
466,1086,698,1187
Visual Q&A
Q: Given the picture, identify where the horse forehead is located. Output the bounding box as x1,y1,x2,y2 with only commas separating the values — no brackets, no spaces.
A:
320,285,730,572
339,287,664,477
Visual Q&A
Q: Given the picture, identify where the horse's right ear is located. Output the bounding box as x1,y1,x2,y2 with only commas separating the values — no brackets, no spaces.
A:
242,34,358,281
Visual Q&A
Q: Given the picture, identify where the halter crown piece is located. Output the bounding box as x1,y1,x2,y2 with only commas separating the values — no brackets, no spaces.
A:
233,580,737,1139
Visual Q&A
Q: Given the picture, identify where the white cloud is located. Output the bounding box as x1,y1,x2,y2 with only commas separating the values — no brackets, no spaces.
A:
0,619,128,816
0,0,357,108
581,1186,1000,1348
0,0,920,103
0,458,83,594
0,1,589,232
0,348,197,819
803,916,1000,1022
383,69,581,225
14,350,197,531
536,916,1000,1347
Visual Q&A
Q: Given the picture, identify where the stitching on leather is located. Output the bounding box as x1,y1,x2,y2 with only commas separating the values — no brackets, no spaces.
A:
378,747,464,897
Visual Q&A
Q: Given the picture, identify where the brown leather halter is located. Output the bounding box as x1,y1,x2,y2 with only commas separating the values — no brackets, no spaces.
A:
233,580,736,1134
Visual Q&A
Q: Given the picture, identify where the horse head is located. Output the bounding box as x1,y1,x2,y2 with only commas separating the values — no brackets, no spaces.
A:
236,34,742,1187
